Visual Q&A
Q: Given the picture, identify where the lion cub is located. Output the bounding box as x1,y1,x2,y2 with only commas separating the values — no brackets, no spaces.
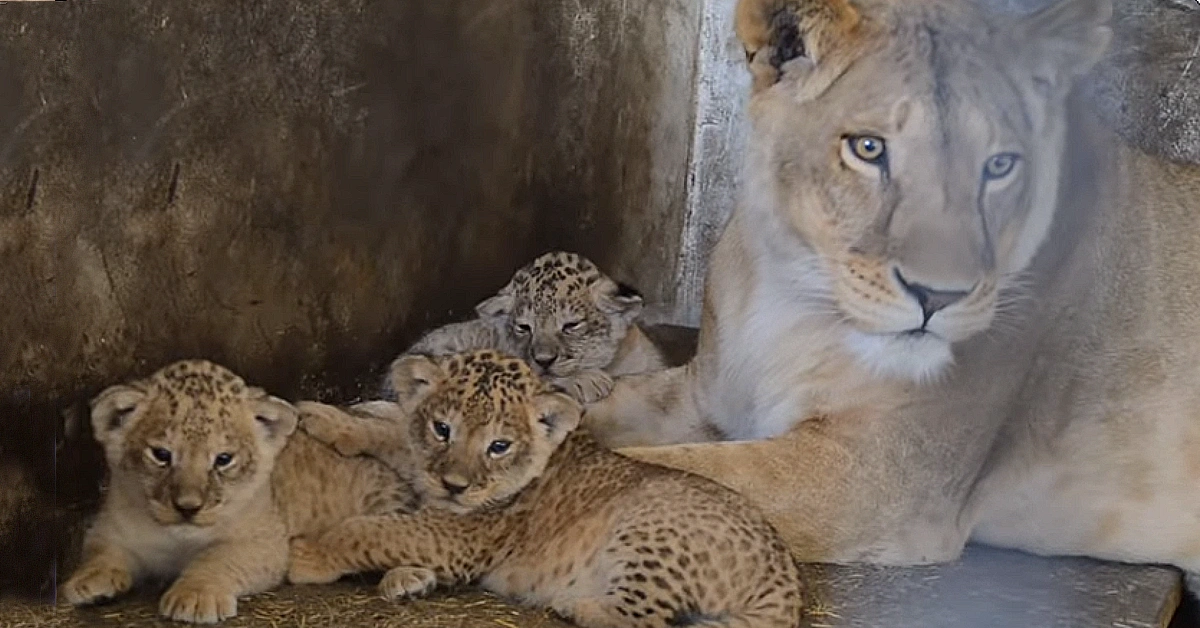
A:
289,351,804,628
404,251,667,404
60,360,414,624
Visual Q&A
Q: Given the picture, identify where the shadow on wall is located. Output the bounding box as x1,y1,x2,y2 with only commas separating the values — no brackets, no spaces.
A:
0,0,700,596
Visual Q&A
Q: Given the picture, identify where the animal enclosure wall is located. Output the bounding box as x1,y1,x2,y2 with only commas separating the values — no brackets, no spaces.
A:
0,0,741,594
0,0,1198,598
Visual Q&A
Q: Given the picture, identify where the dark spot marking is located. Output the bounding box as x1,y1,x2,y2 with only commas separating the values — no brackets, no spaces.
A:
768,9,805,69
25,168,39,210
167,162,181,206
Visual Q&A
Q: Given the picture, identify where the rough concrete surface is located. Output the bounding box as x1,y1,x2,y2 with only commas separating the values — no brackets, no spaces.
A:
1093,0,1200,164
0,544,1178,628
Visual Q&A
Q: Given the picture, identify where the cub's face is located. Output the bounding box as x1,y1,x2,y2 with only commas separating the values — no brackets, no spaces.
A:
386,351,581,514
475,251,643,378
735,0,1111,381
89,360,297,528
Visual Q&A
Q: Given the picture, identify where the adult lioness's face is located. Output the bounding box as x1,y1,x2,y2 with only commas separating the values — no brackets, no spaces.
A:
736,0,1110,380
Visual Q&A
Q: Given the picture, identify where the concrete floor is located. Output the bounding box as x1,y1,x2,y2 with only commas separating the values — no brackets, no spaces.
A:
0,585,574,628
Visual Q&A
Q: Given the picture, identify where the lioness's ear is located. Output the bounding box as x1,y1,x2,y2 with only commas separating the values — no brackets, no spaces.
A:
531,391,582,447
735,0,861,91
475,282,515,320
386,354,446,414
89,384,147,445
1017,0,1112,93
247,388,299,449
591,277,644,320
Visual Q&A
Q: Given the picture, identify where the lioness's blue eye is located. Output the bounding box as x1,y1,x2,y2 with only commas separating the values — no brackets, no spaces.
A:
487,440,512,456
846,135,887,165
984,153,1020,180
513,323,532,335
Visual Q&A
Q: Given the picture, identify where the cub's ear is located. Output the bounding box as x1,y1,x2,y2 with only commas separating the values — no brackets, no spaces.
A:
386,354,447,414
735,0,862,92
530,391,583,447
591,277,644,320
89,384,147,446
246,388,299,449
1017,0,1112,93
475,282,515,321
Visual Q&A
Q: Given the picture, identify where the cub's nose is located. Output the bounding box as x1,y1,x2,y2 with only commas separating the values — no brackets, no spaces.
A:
533,355,557,370
173,493,203,521
174,503,201,521
441,477,469,496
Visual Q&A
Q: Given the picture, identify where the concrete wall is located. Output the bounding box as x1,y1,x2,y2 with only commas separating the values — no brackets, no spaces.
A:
0,0,705,594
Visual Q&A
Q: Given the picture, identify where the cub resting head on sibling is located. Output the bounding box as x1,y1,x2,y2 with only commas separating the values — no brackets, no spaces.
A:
405,251,667,405
292,350,804,628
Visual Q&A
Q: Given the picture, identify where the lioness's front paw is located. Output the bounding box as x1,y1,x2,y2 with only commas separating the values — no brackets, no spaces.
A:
379,566,436,600
61,563,133,606
159,580,237,624
558,370,614,404
297,403,363,457
286,538,344,585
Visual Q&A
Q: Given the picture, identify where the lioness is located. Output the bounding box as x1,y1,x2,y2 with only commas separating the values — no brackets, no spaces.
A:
585,0,1200,578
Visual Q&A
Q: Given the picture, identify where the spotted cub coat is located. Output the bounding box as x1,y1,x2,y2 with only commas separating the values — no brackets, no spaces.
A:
290,351,805,628
61,360,414,624
404,251,666,404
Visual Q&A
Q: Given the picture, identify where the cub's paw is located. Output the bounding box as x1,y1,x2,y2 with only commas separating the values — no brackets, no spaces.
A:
297,402,364,457
159,580,238,624
557,370,614,404
61,563,133,606
349,400,405,422
379,566,436,600
286,538,344,585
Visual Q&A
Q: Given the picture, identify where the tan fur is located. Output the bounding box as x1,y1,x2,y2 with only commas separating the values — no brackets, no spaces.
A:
405,251,666,404
587,0,1200,577
60,360,414,624
290,351,804,628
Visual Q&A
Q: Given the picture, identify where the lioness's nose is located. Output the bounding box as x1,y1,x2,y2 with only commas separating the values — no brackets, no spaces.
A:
894,269,970,321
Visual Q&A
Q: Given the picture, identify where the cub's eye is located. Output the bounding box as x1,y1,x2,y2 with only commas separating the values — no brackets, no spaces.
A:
432,421,451,442
846,135,887,165
983,152,1020,180
513,323,532,336
487,440,512,457
148,447,172,466
213,453,234,469
561,321,585,334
